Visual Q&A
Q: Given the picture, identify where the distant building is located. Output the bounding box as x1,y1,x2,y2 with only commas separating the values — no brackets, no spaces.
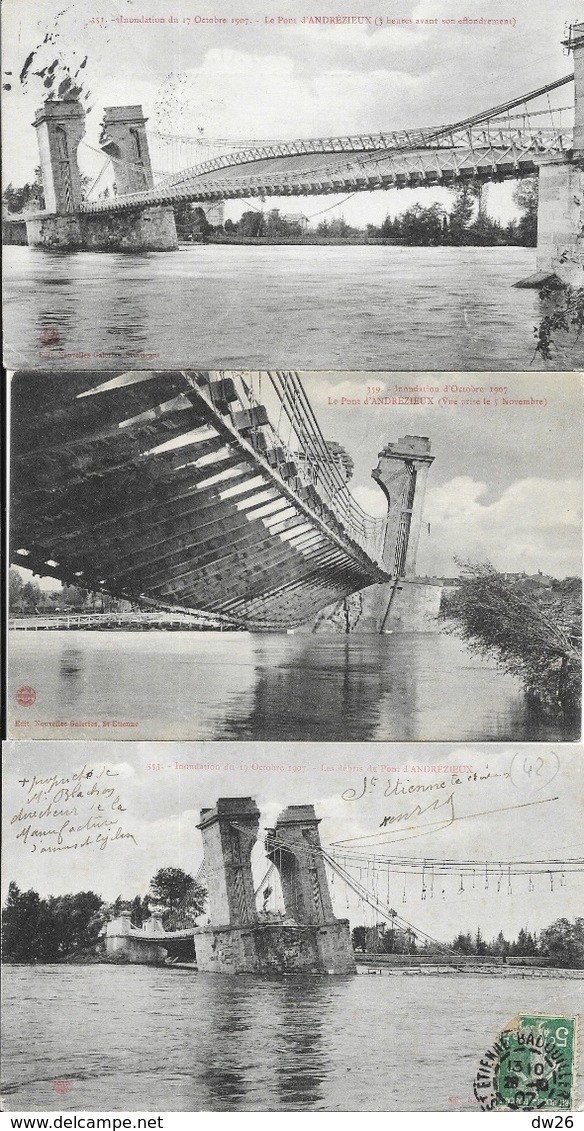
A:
267,207,309,233
280,211,309,232
204,200,225,228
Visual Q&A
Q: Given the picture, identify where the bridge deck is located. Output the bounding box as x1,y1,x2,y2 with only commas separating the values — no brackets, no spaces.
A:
83,141,567,212
10,372,387,629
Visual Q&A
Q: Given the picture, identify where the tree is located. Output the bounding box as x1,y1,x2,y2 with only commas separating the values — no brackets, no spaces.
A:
173,203,212,241
539,917,584,968
9,568,24,611
130,894,151,927
491,930,511,958
441,562,581,717
534,282,584,361
2,884,105,962
2,168,45,214
448,185,475,244
475,926,488,956
46,892,104,956
351,925,367,951
237,210,263,237
149,867,206,922
61,584,88,608
379,214,400,239
21,580,41,612
452,930,474,955
398,202,446,245
2,884,48,962
513,176,538,246
510,926,538,957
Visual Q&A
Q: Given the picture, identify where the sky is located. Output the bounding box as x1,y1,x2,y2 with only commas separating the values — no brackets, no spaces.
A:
302,371,583,577
3,740,582,942
1,0,577,227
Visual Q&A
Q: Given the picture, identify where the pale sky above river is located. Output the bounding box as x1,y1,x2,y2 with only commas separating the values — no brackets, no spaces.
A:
1,0,577,226
3,740,583,943
302,371,583,578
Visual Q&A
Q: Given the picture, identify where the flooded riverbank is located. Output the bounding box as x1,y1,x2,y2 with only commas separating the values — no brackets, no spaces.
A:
2,965,581,1111
8,629,576,742
4,244,581,370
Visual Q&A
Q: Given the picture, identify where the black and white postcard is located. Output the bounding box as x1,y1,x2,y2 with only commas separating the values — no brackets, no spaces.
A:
6,368,583,744
2,740,582,1112
3,0,584,370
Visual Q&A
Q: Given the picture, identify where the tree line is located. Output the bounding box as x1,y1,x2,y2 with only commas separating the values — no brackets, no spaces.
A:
2,867,206,963
371,179,536,247
352,917,584,967
177,179,537,246
4,872,582,968
9,567,129,615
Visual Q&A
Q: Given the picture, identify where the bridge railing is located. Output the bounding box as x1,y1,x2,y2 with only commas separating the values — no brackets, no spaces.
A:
193,370,386,564
8,609,239,631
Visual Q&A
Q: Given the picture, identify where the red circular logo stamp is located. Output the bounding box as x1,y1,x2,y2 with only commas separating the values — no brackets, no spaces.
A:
53,1079,71,1095
16,685,36,707
40,327,61,345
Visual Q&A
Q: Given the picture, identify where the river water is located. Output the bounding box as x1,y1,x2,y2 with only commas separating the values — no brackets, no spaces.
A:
7,630,575,742
2,965,581,1111
4,244,582,371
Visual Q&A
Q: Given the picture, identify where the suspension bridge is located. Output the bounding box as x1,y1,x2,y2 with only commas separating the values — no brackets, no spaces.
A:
86,75,575,212
103,795,584,972
11,370,434,630
24,22,584,280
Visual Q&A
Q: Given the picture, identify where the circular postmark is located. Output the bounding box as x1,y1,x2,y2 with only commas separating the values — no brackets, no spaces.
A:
16,685,36,707
473,1017,575,1111
53,1079,71,1095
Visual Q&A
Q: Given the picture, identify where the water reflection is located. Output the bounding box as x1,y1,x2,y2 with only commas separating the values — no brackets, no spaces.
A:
5,244,584,370
223,638,389,741
8,630,576,742
272,978,334,1109
57,647,85,707
101,256,153,345
29,251,155,360
4,966,582,1112
195,978,263,1108
221,634,571,743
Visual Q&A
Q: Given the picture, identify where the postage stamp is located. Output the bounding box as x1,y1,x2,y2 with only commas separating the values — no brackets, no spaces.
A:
474,1014,578,1111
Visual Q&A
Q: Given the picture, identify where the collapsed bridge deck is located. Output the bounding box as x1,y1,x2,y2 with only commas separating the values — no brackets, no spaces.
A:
10,371,388,629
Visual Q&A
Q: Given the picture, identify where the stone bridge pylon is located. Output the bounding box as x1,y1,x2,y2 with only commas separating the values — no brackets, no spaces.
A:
194,797,356,975
103,797,355,973
26,101,178,250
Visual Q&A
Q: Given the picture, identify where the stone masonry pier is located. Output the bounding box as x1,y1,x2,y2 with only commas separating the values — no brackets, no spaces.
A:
194,798,355,975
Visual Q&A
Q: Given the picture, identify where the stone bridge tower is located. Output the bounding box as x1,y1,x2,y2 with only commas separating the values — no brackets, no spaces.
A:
372,435,434,577
266,805,335,925
305,433,436,633
533,22,584,285
100,106,154,194
32,99,86,214
27,99,177,250
197,797,260,928
194,797,355,975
